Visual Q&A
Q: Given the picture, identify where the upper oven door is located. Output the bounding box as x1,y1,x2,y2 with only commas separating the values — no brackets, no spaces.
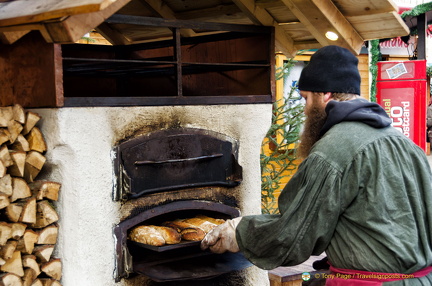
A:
114,128,242,200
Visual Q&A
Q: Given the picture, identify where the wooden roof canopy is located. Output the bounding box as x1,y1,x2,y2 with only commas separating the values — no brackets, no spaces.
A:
0,0,410,57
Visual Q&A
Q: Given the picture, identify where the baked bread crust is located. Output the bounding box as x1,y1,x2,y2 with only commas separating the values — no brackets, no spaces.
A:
128,225,166,246
182,217,217,233
153,226,181,244
162,220,206,241
195,215,226,225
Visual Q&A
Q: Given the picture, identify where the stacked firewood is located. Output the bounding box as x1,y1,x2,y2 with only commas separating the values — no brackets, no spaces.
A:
0,105,61,286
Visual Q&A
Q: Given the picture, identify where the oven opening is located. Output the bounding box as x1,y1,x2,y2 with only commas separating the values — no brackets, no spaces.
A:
114,200,252,282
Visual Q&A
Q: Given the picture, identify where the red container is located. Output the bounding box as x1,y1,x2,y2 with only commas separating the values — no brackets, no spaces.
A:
376,60,428,152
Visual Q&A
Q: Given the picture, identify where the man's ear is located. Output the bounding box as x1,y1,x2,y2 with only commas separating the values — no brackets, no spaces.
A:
323,92,333,103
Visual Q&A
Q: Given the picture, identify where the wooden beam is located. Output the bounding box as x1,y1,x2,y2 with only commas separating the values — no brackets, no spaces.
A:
0,31,30,45
95,22,130,45
0,0,118,27
232,0,296,57
255,0,284,9
293,40,322,51
175,4,244,21
105,14,272,33
333,0,399,17
280,0,364,54
346,11,410,41
139,0,197,37
41,0,131,43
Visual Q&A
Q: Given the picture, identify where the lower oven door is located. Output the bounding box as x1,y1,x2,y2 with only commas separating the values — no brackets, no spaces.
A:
114,200,252,282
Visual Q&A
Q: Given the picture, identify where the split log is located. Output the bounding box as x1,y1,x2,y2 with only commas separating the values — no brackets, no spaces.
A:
40,259,61,280
1,250,24,277
32,245,53,264
29,182,60,202
0,107,13,128
0,162,5,179
0,175,12,196
17,198,36,225
32,201,58,229
25,128,46,154
0,146,13,168
30,278,42,286
8,152,26,178
0,240,17,261
0,195,9,210
5,204,23,223
0,129,10,146
10,135,30,152
21,112,41,136
37,278,60,286
7,121,23,144
36,224,58,245
0,223,12,246
10,223,26,240
0,273,22,286
16,230,39,255
12,105,25,125
22,268,37,286
10,178,31,203
24,152,46,183
22,255,40,276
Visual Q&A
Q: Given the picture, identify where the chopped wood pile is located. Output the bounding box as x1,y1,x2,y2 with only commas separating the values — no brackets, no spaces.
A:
0,104,61,286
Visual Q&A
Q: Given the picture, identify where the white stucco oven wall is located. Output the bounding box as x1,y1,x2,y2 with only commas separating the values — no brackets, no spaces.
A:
33,104,272,286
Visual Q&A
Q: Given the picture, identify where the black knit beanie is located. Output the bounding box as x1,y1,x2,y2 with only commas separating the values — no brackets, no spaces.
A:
298,45,361,95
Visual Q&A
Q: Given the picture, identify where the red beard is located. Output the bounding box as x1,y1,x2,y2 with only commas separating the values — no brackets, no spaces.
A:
297,104,327,159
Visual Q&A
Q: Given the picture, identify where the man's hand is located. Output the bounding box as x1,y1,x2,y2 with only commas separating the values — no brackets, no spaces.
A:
200,217,242,254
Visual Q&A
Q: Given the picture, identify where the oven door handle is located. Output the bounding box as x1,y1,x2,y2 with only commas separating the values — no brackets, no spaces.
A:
134,153,223,165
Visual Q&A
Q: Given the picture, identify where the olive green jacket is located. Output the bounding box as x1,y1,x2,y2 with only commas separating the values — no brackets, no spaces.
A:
237,122,432,284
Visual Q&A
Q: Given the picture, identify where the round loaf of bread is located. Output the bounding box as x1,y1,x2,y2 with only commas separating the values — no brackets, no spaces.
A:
180,227,206,241
128,225,165,246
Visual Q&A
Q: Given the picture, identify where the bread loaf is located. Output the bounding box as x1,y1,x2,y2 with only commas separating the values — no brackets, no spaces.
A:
128,225,181,246
162,220,206,241
153,226,181,244
128,225,166,246
181,217,217,233
195,215,225,225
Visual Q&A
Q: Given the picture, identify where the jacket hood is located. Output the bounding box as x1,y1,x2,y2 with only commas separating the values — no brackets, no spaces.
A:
320,98,392,136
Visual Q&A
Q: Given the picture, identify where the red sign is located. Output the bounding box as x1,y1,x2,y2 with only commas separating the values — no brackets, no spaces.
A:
377,60,427,152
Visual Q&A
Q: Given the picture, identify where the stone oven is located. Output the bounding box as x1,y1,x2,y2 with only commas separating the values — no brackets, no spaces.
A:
36,104,272,286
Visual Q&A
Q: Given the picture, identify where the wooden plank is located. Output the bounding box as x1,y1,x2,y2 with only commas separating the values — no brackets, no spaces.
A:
281,0,364,55
0,30,30,44
42,0,132,43
0,31,63,108
333,0,398,17
95,22,130,45
105,14,272,33
0,0,117,27
347,12,410,41
63,95,273,107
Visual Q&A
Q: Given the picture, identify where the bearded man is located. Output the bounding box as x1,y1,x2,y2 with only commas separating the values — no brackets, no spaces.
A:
201,45,432,285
